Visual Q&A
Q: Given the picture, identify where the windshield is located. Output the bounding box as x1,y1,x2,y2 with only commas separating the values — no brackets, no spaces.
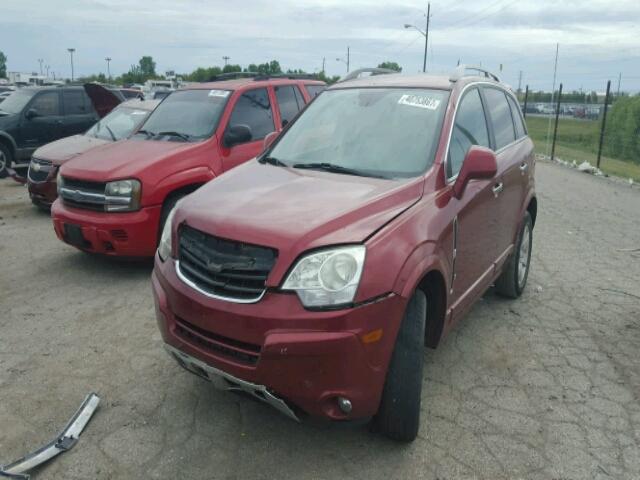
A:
268,88,449,178
0,90,35,114
86,106,151,141
137,89,229,141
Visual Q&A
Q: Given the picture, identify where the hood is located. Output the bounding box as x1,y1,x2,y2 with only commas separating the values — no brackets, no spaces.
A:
60,137,203,181
177,161,423,260
33,135,110,165
84,83,122,118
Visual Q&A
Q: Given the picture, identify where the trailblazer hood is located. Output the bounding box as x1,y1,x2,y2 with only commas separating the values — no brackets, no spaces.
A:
177,160,424,261
33,135,110,166
60,137,204,181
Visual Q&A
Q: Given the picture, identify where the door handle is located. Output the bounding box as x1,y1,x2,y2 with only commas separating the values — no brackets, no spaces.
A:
519,163,528,172
492,182,504,197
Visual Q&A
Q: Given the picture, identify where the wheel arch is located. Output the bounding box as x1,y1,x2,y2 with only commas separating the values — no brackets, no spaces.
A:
0,132,17,157
526,195,537,227
415,269,448,349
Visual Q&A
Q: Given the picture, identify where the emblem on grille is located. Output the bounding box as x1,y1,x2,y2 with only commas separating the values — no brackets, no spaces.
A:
32,163,41,172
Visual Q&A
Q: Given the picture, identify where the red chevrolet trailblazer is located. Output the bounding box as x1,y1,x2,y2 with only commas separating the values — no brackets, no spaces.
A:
52,76,326,256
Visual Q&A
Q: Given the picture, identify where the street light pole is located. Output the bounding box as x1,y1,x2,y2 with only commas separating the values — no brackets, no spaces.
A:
423,3,430,73
336,46,350,73
67,48,75,82
38,58,44,76
105,57,112,80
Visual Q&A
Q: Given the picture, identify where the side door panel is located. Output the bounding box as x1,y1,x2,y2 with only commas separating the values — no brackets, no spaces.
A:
220,87,277,172
19,91,63,157
62,90,99,137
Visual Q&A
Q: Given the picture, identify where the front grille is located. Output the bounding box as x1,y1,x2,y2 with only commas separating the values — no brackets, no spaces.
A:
60,177,107,211
28,158,54,183
175,317,261,366
178,225,277,302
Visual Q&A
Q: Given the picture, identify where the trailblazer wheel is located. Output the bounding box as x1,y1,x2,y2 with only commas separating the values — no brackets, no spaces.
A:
375,289,427,442
495,211,533,298
0,143,12,179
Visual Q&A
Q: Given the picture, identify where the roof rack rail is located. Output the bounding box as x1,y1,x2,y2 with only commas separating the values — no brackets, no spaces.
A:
449,64,501,83
208,72,321,82
337,67,398,83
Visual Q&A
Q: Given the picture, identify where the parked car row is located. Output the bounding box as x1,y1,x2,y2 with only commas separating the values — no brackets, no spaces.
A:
3,68,537,442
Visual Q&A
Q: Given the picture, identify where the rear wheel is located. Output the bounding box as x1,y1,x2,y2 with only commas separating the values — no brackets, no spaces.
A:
375,289,427,442
0,143,12,179
495,212,533,298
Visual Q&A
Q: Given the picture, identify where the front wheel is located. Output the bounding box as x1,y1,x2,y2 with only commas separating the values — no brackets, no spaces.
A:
375,289,427,442
495,211,533,298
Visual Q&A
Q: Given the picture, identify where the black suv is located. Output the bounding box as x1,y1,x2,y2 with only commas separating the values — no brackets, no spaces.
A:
0,86,105,178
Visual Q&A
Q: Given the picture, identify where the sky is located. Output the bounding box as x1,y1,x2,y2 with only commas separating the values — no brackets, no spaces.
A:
1,0,639,93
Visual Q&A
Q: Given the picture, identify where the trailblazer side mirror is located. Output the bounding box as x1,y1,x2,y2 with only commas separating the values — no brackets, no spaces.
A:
263,131,279,151
452,146,497,199
25,108,39,120
223,124,252,148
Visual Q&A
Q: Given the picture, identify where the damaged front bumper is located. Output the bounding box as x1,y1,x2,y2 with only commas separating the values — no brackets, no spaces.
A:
165,343,300,422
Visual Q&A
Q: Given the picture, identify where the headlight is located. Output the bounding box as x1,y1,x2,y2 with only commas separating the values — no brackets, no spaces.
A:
104,179,141,212
56,171,64,195
158,206,177,262
282,245,366,308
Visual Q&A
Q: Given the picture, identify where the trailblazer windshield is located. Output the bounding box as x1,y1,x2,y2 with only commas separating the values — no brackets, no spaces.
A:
268,88,449,178
86,106,151,141
0,90,34,115
138,89,229,141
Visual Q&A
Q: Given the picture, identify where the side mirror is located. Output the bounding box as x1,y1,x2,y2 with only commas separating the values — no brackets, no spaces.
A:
25,108,39,120
263,131,279,151
223,124,252,148
452,146,497,199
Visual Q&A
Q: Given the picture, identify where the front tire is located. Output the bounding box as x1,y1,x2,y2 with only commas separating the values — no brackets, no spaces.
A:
375,289,427,442
0,143,12,179
495,211,533,298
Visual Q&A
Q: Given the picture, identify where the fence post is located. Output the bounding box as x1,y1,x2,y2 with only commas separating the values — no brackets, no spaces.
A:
523,85,529,119
597,80,611,169
550,83,562,162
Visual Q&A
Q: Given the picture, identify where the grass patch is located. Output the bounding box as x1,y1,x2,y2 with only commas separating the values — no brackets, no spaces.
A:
525,116,640,181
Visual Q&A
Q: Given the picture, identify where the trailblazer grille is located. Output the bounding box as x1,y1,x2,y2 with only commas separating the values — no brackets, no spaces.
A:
177,225,277,303
60,177,108,211
28,158,54,183
174,317,261,366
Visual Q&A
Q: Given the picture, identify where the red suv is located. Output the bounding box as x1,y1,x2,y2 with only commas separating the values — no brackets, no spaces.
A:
152,68,536,441
51,76,326,256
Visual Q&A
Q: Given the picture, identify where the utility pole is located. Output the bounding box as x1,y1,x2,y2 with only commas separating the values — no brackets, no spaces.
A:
616,72,622,97
347,46,350,73
37,58,44,76
105,57,112,80
517,70,523,93
67,48,75,82
423,3,430,73
45,65,50,78
322,57,326,74
597,80,612,169
545,42,559,156
222,56,230,66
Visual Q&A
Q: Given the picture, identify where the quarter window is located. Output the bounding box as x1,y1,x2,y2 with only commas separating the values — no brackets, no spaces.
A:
227,88,275,143
305,84,325,98
275,85,304,127
448,88,490,179
63,90,88,115
484,88,516,150
507,95,527,139
30,92,60,116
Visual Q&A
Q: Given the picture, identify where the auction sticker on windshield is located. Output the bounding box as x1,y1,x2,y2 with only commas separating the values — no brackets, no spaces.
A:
208,90,230,98
398,94,441,110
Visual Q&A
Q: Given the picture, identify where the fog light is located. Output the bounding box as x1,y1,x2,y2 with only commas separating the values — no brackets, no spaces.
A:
337,397,352,414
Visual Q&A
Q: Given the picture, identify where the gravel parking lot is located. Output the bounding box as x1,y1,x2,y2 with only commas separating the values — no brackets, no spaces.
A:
1,160,639,480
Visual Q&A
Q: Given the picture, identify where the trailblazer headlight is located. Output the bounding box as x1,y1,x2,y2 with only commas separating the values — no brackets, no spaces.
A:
104,179,141,212
282,245,366,308
157,206,177,262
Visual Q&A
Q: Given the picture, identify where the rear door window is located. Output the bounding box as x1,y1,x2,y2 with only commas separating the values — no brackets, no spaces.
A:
63,90,87,115
305,84,325,98
30,91,61,116
448,88,490,179
227,88,275,142
275,85,304,127
507,95,527,139
484,88,516,150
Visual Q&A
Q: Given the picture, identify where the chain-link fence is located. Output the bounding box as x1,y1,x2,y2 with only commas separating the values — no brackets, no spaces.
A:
518,81,640,182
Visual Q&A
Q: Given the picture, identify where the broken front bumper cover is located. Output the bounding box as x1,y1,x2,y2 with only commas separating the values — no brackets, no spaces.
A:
165,344,300,422
0,393,100,479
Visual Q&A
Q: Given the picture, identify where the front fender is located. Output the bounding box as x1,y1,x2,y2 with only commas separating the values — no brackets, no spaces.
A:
145,166,215,206
0,130,17,153
393,241,451,300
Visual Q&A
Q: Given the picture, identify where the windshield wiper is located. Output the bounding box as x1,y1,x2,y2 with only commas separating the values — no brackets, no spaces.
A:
155,131,191,141
104,125,117,141
259,156,288,167
136,129,155,138
292,162,386,179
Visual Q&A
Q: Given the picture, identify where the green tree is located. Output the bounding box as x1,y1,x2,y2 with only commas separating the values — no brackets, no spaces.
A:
0,51,7,78
139,56,156,77
377,61,402,72
222,64,242,74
